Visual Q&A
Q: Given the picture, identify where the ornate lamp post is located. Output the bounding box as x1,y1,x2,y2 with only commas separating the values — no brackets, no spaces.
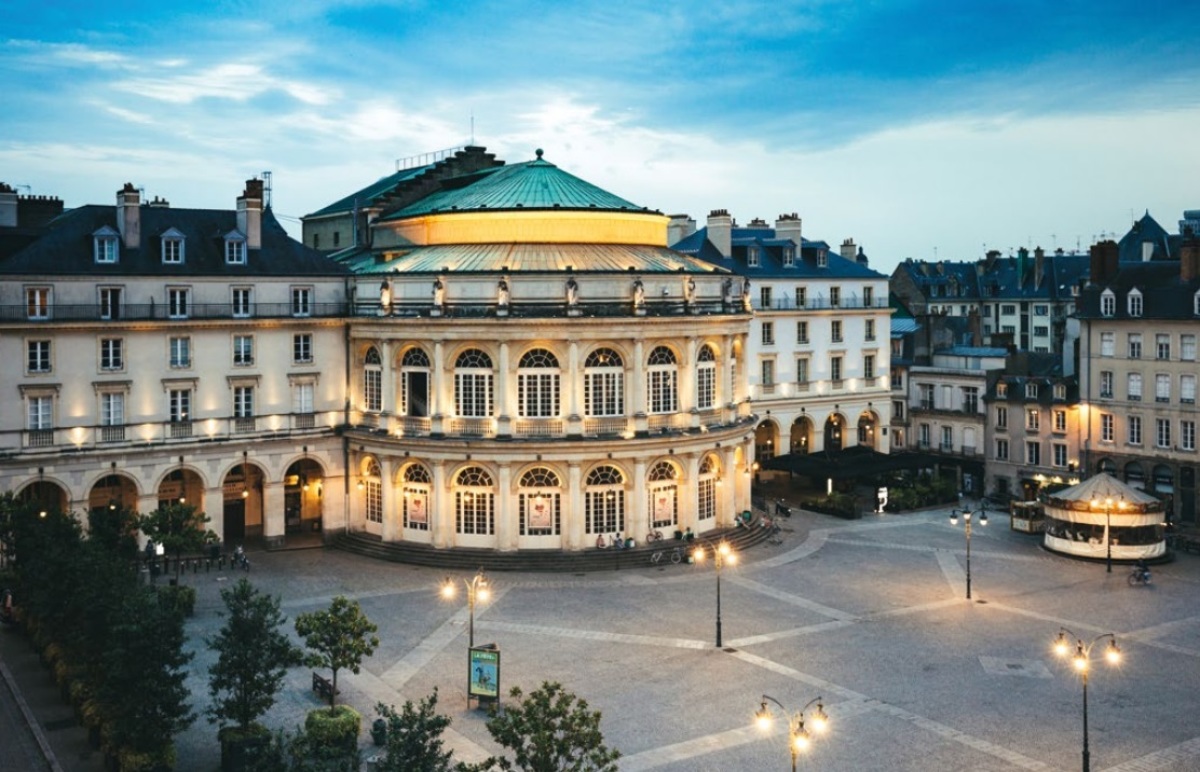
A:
754,694,830,772
1090,496,1126,573
693,540,737,647
441,568,490,648
1054,628,1122,772
950,495,988,599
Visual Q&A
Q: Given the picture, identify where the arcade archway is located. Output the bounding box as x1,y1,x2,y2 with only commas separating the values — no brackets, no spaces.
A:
284,458,325,535
857,410,879,450
824,414,846,452
222,463,265,544
157,468,204,510
755,420,779,461
88,474,138,516
790,416,813,455
17,479,68,516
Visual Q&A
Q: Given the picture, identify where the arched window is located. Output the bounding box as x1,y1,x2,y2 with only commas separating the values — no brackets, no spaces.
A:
402,463,431,531
584,348,624,417
455,466,494,535
647,346,678,414
518,348,561,418
1098,458,1117,476
1127,289,1143,318
1100,289,1115,317
400,348,431,418
519,467,561,536
698,455,718,521
648,461,679,529
585,465,625,535
364,347,382,412
363,459,382,525
696,344,717,410
455,349,494,417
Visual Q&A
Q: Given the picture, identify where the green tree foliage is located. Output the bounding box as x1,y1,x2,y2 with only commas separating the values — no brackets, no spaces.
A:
470,681,620,772
208,578,303,731
294,596,379,710
139,502,216,584
373,688,455,772
87,504,141,562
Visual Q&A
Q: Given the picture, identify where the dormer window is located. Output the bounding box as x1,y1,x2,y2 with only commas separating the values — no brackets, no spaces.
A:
161,228,185,265
1127,289,1143,317
782,247,795,268
1025,382,1038,399
817,249,828,268
997,381,1008,397
1100,289,1115,317
93,226,119,264
225,233,247,265
746,247,759,268
1194,289,1200,316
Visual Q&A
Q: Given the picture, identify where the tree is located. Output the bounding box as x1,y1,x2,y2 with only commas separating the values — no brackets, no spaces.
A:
87,504,141,562
139,502,216,584
208,578,303,732
472,681,620,772
373,689,455,772
294,596,379,710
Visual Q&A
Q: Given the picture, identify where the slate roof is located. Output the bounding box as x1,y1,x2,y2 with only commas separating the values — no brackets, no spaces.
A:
380,152,649,220
0,205,347,277
1077,259,1199,320
897,252,1089,303
333,242,727,275
308,165,433,218
671,226,884,279
1118,211,1180,263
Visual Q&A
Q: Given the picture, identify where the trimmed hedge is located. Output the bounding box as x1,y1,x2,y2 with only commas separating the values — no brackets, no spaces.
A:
305,705,361,752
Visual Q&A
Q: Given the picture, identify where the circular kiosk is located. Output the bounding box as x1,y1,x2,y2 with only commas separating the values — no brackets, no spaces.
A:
1042,473,1166,561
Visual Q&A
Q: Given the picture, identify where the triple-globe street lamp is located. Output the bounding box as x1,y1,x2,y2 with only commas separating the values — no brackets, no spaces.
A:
950,495,988,599
1054,628,1122,772
693,540,736,647
754,694,830,772
440,568,490,648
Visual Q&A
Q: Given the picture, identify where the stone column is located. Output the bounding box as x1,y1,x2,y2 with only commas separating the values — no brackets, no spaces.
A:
630,458,647,542
679,337,697,415
722,446,738,528
497,342,512,437
263,480,286,549
632,339,647,435
381,457,398,543
680,454,700,532
432,460,450,548
432,340,447,435
380,341,394,415
722,334,734,423
567,341,582,436
496,462,514,550
567,461,583,550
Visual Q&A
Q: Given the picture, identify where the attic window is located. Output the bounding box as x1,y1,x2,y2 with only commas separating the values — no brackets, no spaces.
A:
782,247,794,268
93,226,119,264
747,247,759,268
161,228,186,264
1127,289,1143,318
1195,290,1200,316
817,249,828,268
1100,289,1115,317
225,236,247,265
1025,382,1038,399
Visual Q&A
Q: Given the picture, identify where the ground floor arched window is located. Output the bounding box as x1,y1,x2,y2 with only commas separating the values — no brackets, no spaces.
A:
363,458,383,527
648,461,679,529
402,463,431,531
697,455,718,521
518,467,561,536
585,465,625,535
455,466,495,535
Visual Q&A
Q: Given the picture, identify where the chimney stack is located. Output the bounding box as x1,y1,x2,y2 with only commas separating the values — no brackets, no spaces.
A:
1181,233,1200,283
116,183,141,249
667,214,696,247
773,213,802,254
0,183,16,228
1034,246,1045,290
706,209,733,259
839,238,856,261
237,178,264,250
1089,240,1119,285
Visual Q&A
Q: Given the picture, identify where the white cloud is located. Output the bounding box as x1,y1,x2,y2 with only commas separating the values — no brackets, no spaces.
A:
112,62,336,105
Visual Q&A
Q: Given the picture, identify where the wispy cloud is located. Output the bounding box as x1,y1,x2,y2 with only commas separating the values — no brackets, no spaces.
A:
112,62,336,105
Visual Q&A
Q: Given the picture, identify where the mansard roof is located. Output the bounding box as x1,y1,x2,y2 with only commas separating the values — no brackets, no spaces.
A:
1077,260,1199,320
671,226,884,279
0,205,346,277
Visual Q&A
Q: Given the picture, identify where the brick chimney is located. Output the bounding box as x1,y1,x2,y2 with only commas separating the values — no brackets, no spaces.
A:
773,213,802,253
1181,233,1200,283
840,238,856,262
237,178,264,250
0,183,16,228
667,214,695,247
1089,240,1119,285
706,209,732,259
1034,246,1045,290
116,183,140,248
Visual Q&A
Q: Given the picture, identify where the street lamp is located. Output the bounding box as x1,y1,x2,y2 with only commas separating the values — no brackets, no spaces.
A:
1089,496,1126,573
754,694,829,772
441,568,490,648
950,494,988,600
1053,628,1122,772
693,540,737,647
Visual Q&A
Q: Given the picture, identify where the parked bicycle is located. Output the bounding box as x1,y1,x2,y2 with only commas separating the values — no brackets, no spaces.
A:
650,544,687,566
646,529,664,543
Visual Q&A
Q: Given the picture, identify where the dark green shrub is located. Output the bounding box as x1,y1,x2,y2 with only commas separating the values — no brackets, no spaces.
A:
304,705,360,752
157,584,196,617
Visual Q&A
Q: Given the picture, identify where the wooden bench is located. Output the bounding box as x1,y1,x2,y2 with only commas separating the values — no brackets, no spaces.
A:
312,672,337,702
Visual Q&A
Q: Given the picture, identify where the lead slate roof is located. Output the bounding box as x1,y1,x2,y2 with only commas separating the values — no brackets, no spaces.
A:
673,226,884,279
0,205,347,276
335,242,728,275
308,164,434,218
380,154,649,220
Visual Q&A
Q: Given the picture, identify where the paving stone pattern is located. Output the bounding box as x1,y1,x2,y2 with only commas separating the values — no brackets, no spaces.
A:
7,504,1200,771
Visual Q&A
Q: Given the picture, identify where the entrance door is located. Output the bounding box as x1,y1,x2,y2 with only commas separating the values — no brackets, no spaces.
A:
224,499,246,543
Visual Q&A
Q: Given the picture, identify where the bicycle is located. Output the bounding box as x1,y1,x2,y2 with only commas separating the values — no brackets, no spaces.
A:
1128,566,1151,586
650,545,686,565
233,545,250,572
646,529,664,543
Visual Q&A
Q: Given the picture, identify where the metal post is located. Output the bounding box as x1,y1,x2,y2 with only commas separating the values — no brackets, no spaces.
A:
468,587,475,648
1082,669,1090,771
1105,504,1112,573
965,515,973,600
716,565,723,648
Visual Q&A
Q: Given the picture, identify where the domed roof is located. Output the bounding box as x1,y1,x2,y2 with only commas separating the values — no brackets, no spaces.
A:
381,150,649,220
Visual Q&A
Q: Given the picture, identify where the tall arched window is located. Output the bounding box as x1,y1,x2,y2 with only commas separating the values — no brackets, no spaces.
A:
698,455,718,521
402,463,431,531
696,344,717,410
455,466,494,535
363,458,382,525
519,467,561,536
648,461,679,529
585,465,625,535
455,348,494,417
647,346,678,414
1100,289,1115,317
364,347,382,412
400,348,431,418
518,348,561,418
584,348,624,416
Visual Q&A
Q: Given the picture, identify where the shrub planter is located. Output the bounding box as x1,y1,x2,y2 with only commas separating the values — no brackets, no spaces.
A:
305,705,361,753
219,725,272,772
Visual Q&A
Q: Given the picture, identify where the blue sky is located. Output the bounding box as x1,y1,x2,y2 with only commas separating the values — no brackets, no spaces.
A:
2,0,1198,272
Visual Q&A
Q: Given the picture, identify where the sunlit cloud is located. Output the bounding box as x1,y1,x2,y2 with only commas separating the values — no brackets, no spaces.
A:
5,39,130,67
112,62,336,105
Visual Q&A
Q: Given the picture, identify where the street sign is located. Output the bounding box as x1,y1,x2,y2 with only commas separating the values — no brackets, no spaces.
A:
468,644,500,704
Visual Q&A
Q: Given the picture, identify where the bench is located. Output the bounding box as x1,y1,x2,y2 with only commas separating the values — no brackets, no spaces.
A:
312,672,337,702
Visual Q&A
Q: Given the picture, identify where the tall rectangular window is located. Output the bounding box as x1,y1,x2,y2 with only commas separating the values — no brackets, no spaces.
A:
760,286,772,309
1100,332,1114,357
831,320,843,342
169,389,191,423
941,425,953,451
100,392,124,427
995,438,1009,460
761,322,774,345
865,319,875,341
99,287,122,320
1101,413,1113,442
100,338,123,371
829,287,841,307
1156,334,1170,360
963,387,979,413
1127,373,1142,401
1156,418,1171,448
167,287,190,319
648,370,678,413
27,287,50,319
169,336,191,368
794,287,807,308
27,340,51,373
1156,374,1170,403
996,406,1008,428
233,335,254,366
28,396,53,430
1183,334,1197,362
292,287,312,317
796,358,809,384
1026,441,1041,466
761,359,775,387
863,354,875,380
1053,409,1067,432
234,386,254,418
364,368,382,413
830,356,843,382
796,321,809,343
1128,333,1142,359
294,382,314,415
1026,408,1040,430
1182,374,1196,404
1183,420,1196,452
293,333,313,364
1100,371,1113,398
456,373,493,417
163,238,183,264
920,384,935,410
863,286,874,306
696,363,715,409
1053,444,1068,468
225,239,246,264
232,287,252,318
1129,416,1142,445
